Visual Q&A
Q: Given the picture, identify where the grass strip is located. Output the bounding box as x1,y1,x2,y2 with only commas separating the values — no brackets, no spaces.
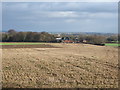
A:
105,43,120,46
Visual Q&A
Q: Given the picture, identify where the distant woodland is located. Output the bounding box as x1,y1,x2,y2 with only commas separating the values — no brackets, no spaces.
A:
1,29,119,45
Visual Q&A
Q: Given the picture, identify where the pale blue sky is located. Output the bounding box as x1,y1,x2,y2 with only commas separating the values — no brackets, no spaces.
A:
2,2,118,33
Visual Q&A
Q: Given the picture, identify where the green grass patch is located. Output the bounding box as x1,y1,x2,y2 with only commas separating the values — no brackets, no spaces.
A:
105,43,120,46
0,42,45,45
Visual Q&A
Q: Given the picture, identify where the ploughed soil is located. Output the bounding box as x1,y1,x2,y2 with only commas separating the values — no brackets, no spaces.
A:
1,43,118,88
2,44,58,49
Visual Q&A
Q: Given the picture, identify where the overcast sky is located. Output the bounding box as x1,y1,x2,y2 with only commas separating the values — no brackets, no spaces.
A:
2,2,118,33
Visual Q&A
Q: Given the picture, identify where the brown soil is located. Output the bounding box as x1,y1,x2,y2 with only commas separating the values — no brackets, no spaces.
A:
2,44,58,49
2,43,118,88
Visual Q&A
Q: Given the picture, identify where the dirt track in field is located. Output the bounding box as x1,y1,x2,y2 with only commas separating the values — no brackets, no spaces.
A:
2,43,118,88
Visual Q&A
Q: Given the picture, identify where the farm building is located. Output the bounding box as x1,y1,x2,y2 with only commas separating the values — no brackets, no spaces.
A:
56,37,74,43
61,37,74,43
82,40,87,43
62,40,74,43
56,37,62,42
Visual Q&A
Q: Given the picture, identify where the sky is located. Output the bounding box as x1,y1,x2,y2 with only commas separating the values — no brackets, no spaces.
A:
2,2,118,33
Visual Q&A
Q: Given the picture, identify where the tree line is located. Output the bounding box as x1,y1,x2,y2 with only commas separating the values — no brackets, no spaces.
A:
2,29,56,42
1,29,119,45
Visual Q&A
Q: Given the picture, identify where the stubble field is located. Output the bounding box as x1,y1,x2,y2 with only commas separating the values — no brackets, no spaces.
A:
1,43,118,88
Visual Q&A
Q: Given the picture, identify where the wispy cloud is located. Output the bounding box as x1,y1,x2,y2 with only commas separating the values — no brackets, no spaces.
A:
48,11,79,18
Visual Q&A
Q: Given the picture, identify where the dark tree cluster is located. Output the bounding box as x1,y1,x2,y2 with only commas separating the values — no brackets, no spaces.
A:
60,34,106,45
59,33,119,45
106,35,118,43
85,35,106,45
2,29,56,42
